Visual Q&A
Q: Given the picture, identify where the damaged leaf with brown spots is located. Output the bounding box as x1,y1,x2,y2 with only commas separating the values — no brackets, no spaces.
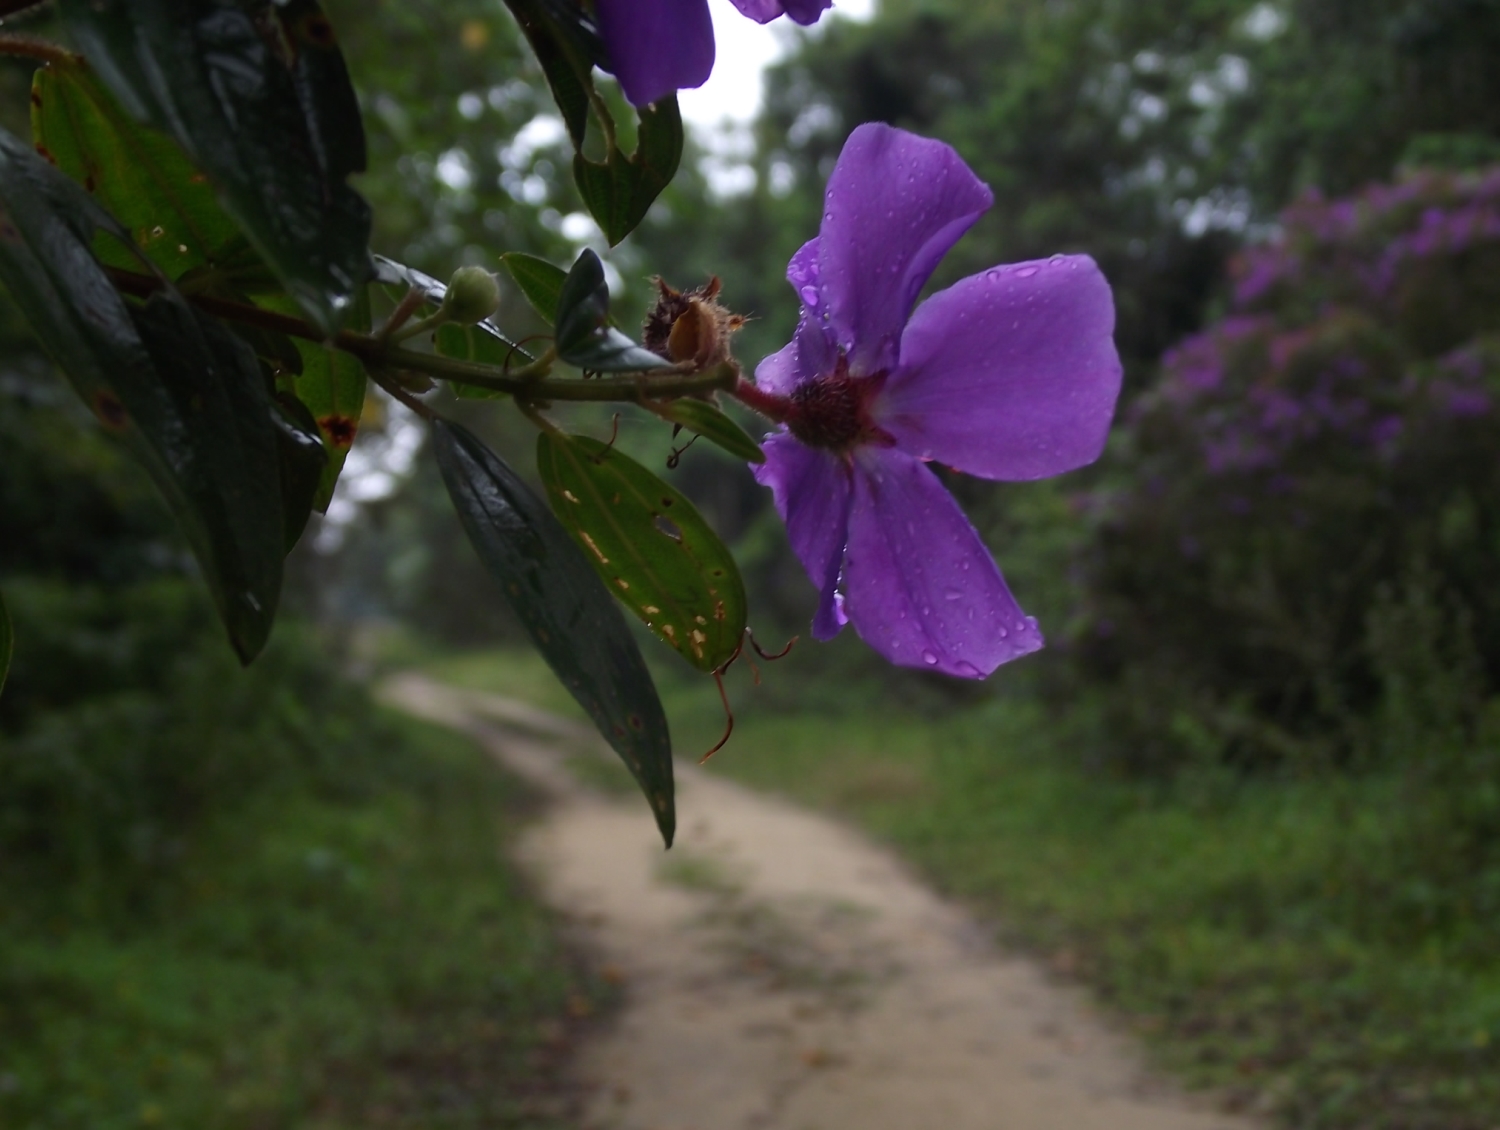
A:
537,432,748,673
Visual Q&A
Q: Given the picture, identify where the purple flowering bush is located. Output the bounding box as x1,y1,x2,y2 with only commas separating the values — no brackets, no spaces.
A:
1076,166,1500,773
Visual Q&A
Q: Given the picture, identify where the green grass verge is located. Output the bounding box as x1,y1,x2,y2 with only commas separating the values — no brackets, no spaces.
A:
0,710,602,1130
429,645,1500,1130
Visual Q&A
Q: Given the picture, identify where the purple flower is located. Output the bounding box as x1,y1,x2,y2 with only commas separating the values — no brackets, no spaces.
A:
740,124,1122,678
596,0,833,107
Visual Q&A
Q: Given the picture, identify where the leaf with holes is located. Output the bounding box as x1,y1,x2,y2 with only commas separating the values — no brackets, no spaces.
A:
0,127,284,662
555,249,672,372
0,588,11,699
573,96,683,246
58,0,372,335
656,398,766,464
500,251,568,325
537,432,747,673
433,420,675,846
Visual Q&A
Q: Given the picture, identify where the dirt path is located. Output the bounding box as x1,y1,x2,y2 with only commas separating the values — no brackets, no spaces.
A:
381,674,1260,1130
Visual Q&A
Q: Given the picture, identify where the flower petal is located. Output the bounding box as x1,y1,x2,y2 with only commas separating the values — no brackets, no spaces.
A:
842,447,1042,677
597,0,715,107
756,237,835,394
881,254,1122,480
818,123,992,374
752,432,852,639
729,0,832,23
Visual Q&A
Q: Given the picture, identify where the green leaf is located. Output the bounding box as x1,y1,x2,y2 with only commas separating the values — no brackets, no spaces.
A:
30,59,245,281
555,250,672,372
58,0,373,336
261,292,368,510
0,127,284,662
433,323,515,400
500,251,568,325
573,97,684,246
537,433,748,673
272,393,327,550
433,420,675,845
0,589,12,699
656,399,767,464
498,0,603,147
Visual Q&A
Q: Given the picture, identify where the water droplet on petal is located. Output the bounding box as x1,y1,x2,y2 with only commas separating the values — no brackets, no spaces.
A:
800,285,820,307
1016,265,1039,278
954,660,982,678
998,625,1009,638
944,588,963,601
921,649,939,665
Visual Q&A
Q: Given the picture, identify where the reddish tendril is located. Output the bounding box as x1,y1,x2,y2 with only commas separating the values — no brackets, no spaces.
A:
502,333,551,375
698,630,798,761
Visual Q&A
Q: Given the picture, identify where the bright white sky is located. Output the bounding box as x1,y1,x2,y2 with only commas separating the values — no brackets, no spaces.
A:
677,0,876,130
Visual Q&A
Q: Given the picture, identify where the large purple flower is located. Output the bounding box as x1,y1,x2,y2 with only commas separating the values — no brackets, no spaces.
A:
741,123,1122,678
595,0,832,107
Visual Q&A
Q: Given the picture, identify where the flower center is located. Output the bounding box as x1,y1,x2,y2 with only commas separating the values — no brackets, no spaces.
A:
785,359,891,453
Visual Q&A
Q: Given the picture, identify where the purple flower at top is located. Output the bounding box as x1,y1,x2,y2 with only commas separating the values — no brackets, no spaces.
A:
596,0,832,107
738,124,1122,678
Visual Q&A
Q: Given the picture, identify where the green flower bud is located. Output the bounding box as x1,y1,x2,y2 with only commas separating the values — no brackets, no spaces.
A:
440,266,501,324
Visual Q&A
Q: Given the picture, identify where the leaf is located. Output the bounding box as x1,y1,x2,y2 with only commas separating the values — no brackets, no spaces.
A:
573,97,684,246
433,323,514,400
0,588,12,699
433,421,675,845
261,291,368,510
555,250,673,373
0,127,284,662
272,393,327,550
58,0,372,336
656,399,767,464
537,433,748,673
498,0,603,147
30,59,244,280
500,251,568,324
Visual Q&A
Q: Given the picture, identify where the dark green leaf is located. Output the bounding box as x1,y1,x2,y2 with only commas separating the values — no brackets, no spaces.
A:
555,250,672,372
433,421,675,845
58,0,372,335
498,0,604,147
537,433,748,673
0,127,284,662
0,589,11,699
272,393,327,550
262,292,368,510
573,97,684,246
657,399,767,464
500,251,568,324
434,323,514,400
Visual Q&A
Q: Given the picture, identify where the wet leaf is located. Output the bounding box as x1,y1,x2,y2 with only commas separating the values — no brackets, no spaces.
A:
0,127,284,662
30,58,246,281
499,0,602,147
433,420,675,845
538,432,748,673
272,392,327,549
555,249,672,373
573,97,683,247
656,399,767,464
0,589,11,699
500,251,568,324
58,0,372,335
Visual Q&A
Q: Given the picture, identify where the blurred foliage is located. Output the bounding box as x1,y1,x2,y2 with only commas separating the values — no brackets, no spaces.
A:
1074,166,1500,773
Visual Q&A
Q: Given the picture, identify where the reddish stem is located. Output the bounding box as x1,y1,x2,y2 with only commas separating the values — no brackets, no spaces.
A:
730,375,793,423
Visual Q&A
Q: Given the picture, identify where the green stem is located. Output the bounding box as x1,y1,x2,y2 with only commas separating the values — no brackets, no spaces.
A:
101,266,735,403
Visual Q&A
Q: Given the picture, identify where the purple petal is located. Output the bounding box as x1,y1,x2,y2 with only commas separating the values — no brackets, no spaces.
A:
596,0,714,107
752,433,852,639
757,238,835,393
841,447,1042,677
818,124,993,374
880,254,1121,480
729,0,832,23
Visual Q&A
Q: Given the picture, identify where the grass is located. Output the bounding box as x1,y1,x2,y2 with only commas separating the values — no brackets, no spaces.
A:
0,709,604,1130
427,642,1500,1130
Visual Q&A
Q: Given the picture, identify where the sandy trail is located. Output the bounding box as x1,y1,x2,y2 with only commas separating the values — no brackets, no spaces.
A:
381,674,1258,1130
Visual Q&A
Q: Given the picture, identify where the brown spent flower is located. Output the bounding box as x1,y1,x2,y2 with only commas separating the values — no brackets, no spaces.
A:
642,276,747,371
